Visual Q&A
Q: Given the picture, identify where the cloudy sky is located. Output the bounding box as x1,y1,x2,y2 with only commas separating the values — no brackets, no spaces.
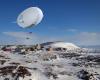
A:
0,0,100,45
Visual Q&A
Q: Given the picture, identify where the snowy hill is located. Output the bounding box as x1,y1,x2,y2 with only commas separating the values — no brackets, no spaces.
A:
0,44,100,80
49,42,79,50
41,41,79,50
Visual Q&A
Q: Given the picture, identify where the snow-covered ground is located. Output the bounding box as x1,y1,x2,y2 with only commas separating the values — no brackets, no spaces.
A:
0,44,100,80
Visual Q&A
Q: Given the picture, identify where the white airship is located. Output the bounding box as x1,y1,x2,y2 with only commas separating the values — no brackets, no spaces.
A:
17,7,44,28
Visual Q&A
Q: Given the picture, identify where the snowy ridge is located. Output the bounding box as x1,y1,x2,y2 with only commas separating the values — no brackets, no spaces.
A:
49,42,79,50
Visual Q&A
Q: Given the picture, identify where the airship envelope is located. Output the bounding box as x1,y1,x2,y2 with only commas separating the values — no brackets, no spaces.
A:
17,7,43,28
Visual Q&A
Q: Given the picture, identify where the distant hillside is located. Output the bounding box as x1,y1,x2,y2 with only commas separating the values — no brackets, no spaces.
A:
41,41,79,50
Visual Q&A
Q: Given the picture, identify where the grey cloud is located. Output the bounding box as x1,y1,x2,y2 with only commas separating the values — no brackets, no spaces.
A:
64,32,100,46
3,32,38,45
2,32,100,46
67,29,78,32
